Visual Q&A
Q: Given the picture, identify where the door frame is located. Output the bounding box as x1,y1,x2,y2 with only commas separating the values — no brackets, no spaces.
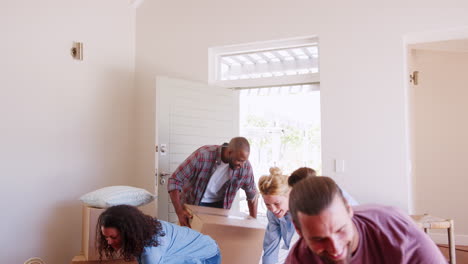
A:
403,28,468,215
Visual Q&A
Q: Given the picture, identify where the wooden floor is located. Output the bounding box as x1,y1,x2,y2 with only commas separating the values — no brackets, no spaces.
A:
438,245,468,264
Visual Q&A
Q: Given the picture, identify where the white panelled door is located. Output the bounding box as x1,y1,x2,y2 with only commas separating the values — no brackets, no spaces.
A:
155,76,238,222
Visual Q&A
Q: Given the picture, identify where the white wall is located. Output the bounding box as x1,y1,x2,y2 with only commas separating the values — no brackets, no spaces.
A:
410,48,468,244
0,1,136,263
134,1,468,218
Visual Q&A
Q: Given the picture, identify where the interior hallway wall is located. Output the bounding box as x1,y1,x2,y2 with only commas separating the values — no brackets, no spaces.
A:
0,1,136,263
410,48,468,244
134,0,468,220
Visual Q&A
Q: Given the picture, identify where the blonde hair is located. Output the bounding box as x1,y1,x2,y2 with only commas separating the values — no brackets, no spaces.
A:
258,167,290,196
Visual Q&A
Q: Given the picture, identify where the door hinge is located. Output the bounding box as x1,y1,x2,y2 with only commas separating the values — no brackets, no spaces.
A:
410,71,419,85
155,144,168,155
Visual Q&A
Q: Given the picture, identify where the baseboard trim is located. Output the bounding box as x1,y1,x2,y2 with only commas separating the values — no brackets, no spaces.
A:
430,233,468,246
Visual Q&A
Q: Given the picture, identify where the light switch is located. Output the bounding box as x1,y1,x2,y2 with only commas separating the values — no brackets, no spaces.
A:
335,159,345,173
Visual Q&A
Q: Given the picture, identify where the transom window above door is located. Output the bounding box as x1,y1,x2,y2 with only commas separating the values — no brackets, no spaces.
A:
219,45,318,80
209,36,319,88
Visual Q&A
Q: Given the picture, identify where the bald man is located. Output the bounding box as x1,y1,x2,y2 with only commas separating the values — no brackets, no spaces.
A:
168,137,258,227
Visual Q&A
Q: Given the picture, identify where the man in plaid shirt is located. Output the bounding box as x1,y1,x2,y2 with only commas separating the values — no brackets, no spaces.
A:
168,137,258,227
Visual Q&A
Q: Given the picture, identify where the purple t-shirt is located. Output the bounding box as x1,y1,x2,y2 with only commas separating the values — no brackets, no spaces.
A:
285,205,447,264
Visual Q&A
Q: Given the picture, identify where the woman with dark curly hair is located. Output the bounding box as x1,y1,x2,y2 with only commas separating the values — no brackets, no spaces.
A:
96,205,221,264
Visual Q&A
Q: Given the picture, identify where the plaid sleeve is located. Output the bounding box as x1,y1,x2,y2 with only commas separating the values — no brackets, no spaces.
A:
167,148,201,193
241,160,258,200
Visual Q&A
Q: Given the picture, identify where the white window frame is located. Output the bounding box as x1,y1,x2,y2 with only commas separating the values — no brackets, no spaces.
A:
208,36,320,89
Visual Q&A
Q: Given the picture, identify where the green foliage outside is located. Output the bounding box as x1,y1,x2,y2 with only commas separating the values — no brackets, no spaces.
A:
243,114,322,175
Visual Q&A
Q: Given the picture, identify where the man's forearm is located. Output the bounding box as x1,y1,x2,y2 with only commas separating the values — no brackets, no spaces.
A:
247,196,258,218
169,189,193,227
169,189,184,213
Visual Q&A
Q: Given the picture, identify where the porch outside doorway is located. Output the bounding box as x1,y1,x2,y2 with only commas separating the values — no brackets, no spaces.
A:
238,84,322,216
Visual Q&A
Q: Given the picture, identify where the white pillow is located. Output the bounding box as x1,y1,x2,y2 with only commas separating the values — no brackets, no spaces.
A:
79,185,155,208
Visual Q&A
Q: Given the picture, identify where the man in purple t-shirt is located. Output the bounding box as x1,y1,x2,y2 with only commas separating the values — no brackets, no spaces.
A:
285,176,447,264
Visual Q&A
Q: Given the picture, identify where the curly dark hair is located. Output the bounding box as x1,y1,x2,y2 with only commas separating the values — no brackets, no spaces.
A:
96,205,165,261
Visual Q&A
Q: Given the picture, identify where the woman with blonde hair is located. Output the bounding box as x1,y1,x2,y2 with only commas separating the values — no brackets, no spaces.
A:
258,167,297,264
259,167,359,264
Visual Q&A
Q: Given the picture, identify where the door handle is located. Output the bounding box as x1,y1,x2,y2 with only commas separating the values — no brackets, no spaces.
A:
159,172,171,185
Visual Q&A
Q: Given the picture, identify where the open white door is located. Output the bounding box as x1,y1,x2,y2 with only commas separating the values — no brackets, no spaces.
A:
155,76,238,222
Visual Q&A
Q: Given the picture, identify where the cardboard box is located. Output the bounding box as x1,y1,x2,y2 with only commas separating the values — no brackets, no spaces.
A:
71,254,137,264
186,204,266,264
82,206,105,260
